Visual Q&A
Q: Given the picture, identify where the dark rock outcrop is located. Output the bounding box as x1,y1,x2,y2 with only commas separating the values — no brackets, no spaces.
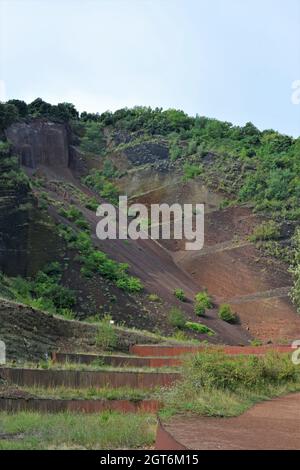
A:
124,141,169,165
0,142,61,277
69,145,88,177
5,119,70,169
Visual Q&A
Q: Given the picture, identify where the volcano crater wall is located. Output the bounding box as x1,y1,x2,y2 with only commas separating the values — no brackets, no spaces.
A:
6,119,70,169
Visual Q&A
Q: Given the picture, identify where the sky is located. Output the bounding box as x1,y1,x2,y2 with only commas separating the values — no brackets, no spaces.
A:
0,0,299,136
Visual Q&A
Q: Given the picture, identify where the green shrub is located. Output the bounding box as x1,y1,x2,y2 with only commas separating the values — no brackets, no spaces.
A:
5,263,76,316
58,205,90,231
184,351,297,392
148,293,161,302
82,169,119,204
289,228,300,313
0,166,30,190
185,322,215,335
85,198,99,211
194,292,212,316
183,163,203,181
194,304,205,316
250,338,263,347
33,270,76,311
168,307,186,329
218,304,237,323
96,315,117,351
169,143,183,161
80,121,106,155
0,140,10,152
170,330,190,342
0,102,19,132
173,288,186,302
58,225,143,292
249,220,281,242
115,276,143,293
57,308,76,320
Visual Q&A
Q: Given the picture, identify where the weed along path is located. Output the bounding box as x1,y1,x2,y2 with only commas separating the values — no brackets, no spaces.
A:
156,393,300,450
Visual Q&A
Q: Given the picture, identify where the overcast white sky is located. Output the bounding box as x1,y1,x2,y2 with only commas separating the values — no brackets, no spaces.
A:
0,0,299,136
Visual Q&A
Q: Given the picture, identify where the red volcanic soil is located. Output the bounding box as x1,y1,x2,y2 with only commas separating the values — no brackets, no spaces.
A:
33,165,300,343
173,205,300,342
129,183,300,342
157,393,300,450
34,166,251,346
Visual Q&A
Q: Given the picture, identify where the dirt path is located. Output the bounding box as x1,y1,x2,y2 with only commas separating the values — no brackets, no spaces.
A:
225,286,292,304
159,393,300,450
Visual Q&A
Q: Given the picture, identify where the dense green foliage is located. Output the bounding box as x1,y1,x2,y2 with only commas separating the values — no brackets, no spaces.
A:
168,307,186,329
0,153,30,190
82,169,119,204
0,262,76,317
77,106,300,222
95,314,117,351
194,291,213,316
218,304,237,323
249,220,281,242
27,98,79,121
92,107,300,221
161,351,299,418
79,121,106,155
185,322,215,335
183,162,203,181
0,102,19,132
0,98,78,133
57,225,143,293
183,351,297,391
290,228,300,313
1,99,299,222
96,107,193,134
58,205,90,231
173,288,186,302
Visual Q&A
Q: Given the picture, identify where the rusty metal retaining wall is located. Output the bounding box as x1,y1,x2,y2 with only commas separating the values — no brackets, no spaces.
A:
52,352,181,368
0,368,180,389
130,344,293,357
0,397,160,414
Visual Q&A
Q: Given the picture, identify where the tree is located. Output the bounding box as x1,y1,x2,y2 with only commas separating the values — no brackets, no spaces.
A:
6,99,28,117
80,122,105,154
28,98,52,117
54,102,79,121
0,102,19,131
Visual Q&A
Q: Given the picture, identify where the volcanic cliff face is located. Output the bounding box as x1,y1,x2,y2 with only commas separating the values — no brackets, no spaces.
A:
5,119,70,169
0,120,68,277
1,118,299,343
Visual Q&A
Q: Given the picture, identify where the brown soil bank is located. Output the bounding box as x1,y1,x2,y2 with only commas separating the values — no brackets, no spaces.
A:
156,393,300,450
125,169,300,342
0,299,160,361
173,205,300,342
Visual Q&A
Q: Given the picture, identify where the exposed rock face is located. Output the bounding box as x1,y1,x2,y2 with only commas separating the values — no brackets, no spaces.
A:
123,141,169,165
5,119,70,169
0,191,60,277
0,142,61,277
69,145,88,177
